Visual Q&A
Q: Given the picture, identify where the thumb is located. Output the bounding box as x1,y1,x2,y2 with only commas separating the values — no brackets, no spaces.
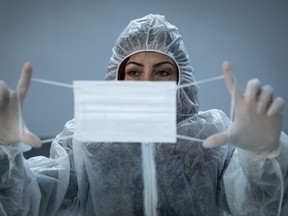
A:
17,63,32,105
22,131,42,148
202,131,230,148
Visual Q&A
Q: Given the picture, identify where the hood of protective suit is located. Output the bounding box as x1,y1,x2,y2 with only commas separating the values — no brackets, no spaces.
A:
105,14,199,122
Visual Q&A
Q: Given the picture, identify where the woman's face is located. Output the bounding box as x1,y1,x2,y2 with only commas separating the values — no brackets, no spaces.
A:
122,52,178,82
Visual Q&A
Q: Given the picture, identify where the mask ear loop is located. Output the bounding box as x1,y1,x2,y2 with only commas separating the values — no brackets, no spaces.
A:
39,135,74,144
227,75,237,144
176,134,204,143
30,78,73,144
32,78,73,88
176,75,224,90
175,75,225,143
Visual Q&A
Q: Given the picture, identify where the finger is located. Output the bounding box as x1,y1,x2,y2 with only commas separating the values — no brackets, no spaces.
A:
22,130,42,148
202,131,230,148
244,79,261,102
257,85,273,113
267,97,285,117
16,62,32,104
0,81,10,109
222,61,242,103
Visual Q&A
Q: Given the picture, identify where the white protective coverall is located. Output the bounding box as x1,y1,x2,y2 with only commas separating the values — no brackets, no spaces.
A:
0,14,288,216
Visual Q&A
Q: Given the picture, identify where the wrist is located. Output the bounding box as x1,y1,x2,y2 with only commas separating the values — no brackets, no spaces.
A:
238,142,281,160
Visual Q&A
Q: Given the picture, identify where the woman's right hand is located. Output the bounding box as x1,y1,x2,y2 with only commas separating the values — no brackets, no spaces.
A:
0,63,41,148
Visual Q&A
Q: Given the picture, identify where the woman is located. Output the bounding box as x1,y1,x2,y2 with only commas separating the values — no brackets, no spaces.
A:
0,14,287,215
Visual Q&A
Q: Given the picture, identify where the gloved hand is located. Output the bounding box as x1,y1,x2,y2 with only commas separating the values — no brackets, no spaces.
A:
203,61,285,158
0,63,41,148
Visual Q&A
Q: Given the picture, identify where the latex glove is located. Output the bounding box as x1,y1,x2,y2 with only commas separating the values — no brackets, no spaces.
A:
203,61,285,157
0,63,41,148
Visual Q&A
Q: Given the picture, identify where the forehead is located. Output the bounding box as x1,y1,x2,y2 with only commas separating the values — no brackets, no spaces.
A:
128,51,175,65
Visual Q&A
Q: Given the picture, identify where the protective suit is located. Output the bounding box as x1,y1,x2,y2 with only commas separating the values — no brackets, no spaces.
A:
1,14,288,216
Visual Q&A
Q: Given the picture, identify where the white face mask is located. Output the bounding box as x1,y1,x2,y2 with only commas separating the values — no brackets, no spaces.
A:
73,81,177,143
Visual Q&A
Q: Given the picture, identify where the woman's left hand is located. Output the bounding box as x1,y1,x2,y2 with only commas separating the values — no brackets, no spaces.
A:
203,61,285,156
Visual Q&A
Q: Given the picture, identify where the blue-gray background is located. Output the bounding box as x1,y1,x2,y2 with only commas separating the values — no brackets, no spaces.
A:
1,0,287,140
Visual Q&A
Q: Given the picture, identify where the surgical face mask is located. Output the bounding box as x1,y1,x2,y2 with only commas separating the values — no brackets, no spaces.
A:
73,81,177,143
32,75,224,145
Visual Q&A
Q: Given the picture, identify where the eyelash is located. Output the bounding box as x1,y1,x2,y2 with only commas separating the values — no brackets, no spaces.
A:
126,69,171,77
155,70,170,76
127,70,140,77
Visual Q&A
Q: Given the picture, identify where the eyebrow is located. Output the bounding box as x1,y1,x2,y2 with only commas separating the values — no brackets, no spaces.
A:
126,61,175,68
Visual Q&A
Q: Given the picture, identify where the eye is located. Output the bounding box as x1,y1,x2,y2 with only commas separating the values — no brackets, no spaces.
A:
127,70,140,77
155,70,170,77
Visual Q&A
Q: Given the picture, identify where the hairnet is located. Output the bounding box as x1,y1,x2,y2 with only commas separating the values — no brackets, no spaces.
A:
105,14,199,122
